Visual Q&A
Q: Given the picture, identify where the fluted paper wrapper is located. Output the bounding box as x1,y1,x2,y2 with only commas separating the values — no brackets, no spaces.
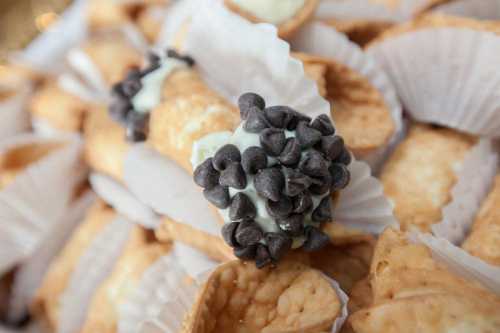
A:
368,28,500,138
290,22,403,170
0,134,85,276
58,217,134,333
90,173,160,229
0,86,31,142
432,0,500,20
118,244,217,333
7,191,96,322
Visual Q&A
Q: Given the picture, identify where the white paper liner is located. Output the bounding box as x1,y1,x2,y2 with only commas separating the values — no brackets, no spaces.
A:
290,22,404,170
7,191,96,322
135,265,349,333
123,144,220,236
432,139,498,244
31,116,73,138
0,134,85,276
432,0,500,20
0,85,31,142
410,231,500,296
89,172,160,229
367,28,500,138
117,244,217,333
58,216,134,333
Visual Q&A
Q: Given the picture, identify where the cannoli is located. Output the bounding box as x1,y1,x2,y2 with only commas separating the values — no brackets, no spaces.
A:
224,0,319,39
349,228,500,332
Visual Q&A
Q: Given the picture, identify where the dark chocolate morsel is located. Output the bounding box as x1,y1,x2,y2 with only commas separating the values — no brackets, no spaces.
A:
243,107,270,133
320,136,344,161
312,196,333,223
238,93,266,119
122,69,143,97
330,163,351,191
203,185,230,209
286,110,312,131
255,244,272,268
241,146,267,175
254,168,284,202
147,52,161,66
229,193,256,222
283,167,312,197
296,121,322,148
126,112,149,142
277,214,304,237
212,144,241,171
309,173,332,195
235,221,263,246
311,114,335,136
193,158,220,189
109,96,131,125
266,196,293,218
263,106,294,128
299,150,329,177
265,232,292,261
334,147,352,166
234,244,257,260
303,226,330,252
219,162,247,189
126,127,146,142
292,192,313,214
260,128,286,157
221,222,239,247
166,49,195,66
278,138,301,167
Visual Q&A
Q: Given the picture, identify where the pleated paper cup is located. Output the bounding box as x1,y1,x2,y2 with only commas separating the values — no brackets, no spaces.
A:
431,0,500,20
290,22,403,170
0,85,31,142
368,27,500,138
7,191,96,323
0,134,85,276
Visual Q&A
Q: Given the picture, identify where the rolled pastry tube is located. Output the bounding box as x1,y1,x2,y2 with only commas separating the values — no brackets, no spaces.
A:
462,174,500,266
379,123,477,232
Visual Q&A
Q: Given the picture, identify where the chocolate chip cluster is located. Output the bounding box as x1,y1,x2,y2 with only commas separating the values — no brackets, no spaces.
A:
109,49,194,142
194,92,351,268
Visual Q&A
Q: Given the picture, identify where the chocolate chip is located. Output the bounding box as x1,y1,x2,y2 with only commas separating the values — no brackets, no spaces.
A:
122,69,143,97
219,162,247,189
235,221,263,246
212,144,241,171
166,49,195,66
109,95,131,125
330,163,350,191
260,128,286,156
277,214,304,237
241,146,267,175
266,196,292,218
126,127,146,142
203,185,230,209
286,110,312,131
194,158,220,189
238,93,265,119
292,192,313,213
309,173,332,195
254,168,284,202
265,232,292,261
303,226,330,252
126,112,149,142
221,222,239,247
229,193,256,222
255,244,272,268
320,136,344,161
334,147,352,166
311,114,335,136
299,150,329,177
312,196,332,222
279,138,301,167
147,52,161,66
283,167,312,197
296,121,322,148
243,107,270,133
264,106,294,128
234,244,257,260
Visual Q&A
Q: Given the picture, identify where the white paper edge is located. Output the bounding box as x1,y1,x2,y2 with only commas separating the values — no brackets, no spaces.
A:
0,85,32,141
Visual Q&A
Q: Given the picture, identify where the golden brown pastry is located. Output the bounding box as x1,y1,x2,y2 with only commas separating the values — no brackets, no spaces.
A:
380,124,477,231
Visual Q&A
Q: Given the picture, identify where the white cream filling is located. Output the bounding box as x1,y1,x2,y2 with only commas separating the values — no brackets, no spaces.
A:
230,0,306,24
132,57,187,113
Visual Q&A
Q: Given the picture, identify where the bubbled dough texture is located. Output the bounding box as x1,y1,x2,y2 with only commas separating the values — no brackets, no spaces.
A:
350,228,500,333
33,201,115,330
380,124,476,232
184,260,341,333
224,0,319,39
296,52,395,157
148,68,239,172
83,106,129,182
462,174,500,266
29,81,93,133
